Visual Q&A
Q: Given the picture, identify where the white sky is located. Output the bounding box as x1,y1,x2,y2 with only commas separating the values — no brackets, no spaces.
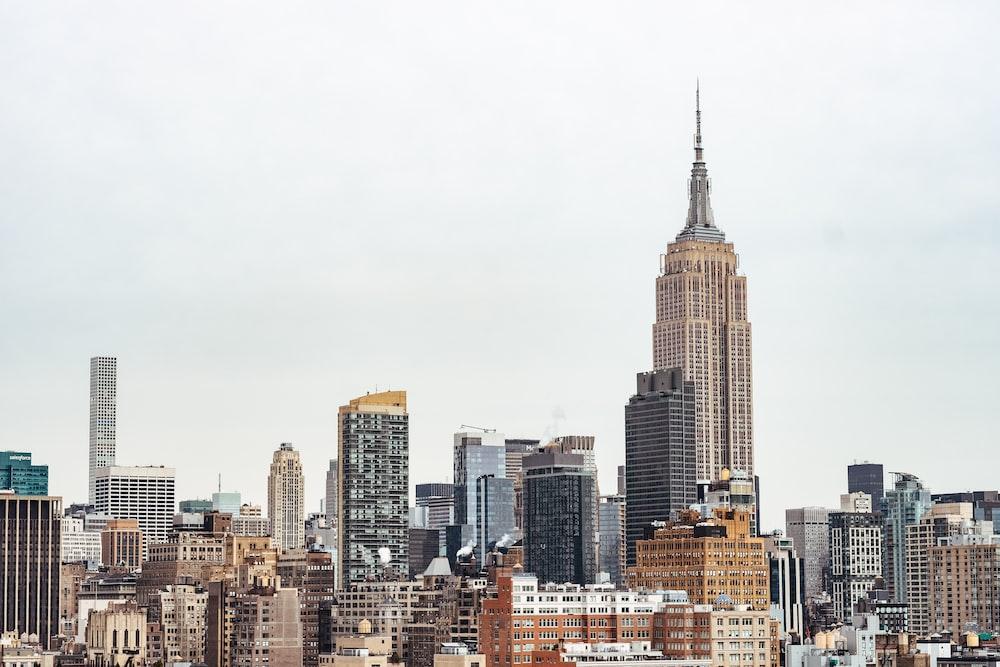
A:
1,2,998,531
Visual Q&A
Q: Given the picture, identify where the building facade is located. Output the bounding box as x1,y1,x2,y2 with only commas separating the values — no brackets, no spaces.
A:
89,355,117,505
338,390,409,586
847,463,884,507
453,430,506,540
326,458,338,537
883,473,931,603
651,91,753,484
61,515,102,565
151,583,208,664
927,532,1000,635
827,511,883,621
523,451,596,585
764,534,805,642
101,518,143,570
0,451,48,495
476,475,515,553
268,443,305,551
504,439,539,532
598,495,626,586
784,507,830,601
625,368,696,565
0,495,62,649
85,600,147,666
93,465,175,561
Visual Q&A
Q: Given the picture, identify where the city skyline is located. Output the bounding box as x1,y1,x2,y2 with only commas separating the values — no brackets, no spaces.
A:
1,2,998,532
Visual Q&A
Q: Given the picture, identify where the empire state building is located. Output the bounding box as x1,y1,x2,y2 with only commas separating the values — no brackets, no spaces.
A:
652,88,753,483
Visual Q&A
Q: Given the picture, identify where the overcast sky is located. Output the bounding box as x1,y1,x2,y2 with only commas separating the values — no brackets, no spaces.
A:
1,2,998,531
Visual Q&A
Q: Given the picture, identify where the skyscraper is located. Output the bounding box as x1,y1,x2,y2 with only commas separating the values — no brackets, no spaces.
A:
784,507,830,601
597,494,626,586
0,495,62,649
325,458,338,535
88,356,117,504
453,430,506,536
847,462,885,506
522,450,596,585
268,443,305,552
652,88,753,483
828,510,883,621
337,390,409,586
475,474,515,552
94,465,175,561
883,472,931,603
624,369,696,565
504,438,539,531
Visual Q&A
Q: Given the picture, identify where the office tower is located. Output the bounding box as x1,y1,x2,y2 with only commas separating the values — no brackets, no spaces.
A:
628,509,770,609
883,472,931,603
827,511,883,621
325,458,338,534
88,356,117,504
453,430,505,535
931,490,1000,533
840,492,872,514
617,465,626,496
765,533,806,642
903,502,973,636
504,438,538,531
101,518,143,569
475,474,515,552
85,601,147,664
338,390,409,586
408,528,440,578
179,498,213,513
277,548,336,667
268,443,305,551
233,504,271,538
597,494,626,586
847,462,885,506
444,523,475,569
651,89,753,484
784,507,830,601
59,515,101,565
928,529,1000,635
522,450,596,585
624,368,696,565
0,451,48,495
150,584,208,664
415,483,455,530
212,491,241,516
94,465,175,561
0,495,62,649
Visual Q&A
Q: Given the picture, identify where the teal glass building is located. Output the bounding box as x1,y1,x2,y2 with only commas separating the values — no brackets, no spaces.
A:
0,451,49,495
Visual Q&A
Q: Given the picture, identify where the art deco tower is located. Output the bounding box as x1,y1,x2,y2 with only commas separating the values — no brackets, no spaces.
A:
652,87,753,483
268,443,305,551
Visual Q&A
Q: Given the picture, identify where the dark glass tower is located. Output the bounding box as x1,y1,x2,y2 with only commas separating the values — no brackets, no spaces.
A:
624,368,696,565
847,462,885,505
523,451,596,584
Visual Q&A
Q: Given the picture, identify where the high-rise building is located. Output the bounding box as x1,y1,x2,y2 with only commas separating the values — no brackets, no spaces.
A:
278,548,336,667
628,509,770,609
225,583,304,667
522,451,596,585
0,495,62,649
415,483,455,530
88,356,117,505
101,518,143,570
617,465,626,496
325,458,338,536
475,474,515,552
883,472,931,603
839,492,872,514
827,511,883,621
150,583,208,665
597,494,626,586
624,368,696,565
94,465,175,561
904,502,974,636
928,529,1000,635
931,490,1000,533
338,390,409,586
784,507,830,601
453,430,505,536
268,443,305,552
764,533,805,642
60,515,102,565
847,462,884,506
212,491,242,516
504,439,538,532
408,528,440,578
179,498,213,513
651,89,753,484
0,451,48,495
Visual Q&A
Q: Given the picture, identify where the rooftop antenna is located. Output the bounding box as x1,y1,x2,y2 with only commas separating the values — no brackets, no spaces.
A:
460,424,496,433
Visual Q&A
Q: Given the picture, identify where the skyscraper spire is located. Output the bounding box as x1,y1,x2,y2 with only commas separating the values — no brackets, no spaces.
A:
677,82,725,242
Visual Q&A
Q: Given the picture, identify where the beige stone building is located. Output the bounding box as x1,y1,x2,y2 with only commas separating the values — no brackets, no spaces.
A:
149,583,208,664
319,620,402,667
268,443,305,551
85,601,148,666
101,518,143,571
652,88,753,483
928,531,1000,635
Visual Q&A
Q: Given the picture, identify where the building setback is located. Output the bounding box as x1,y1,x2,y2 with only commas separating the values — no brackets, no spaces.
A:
338,390,409,586
651,89,753,483
0,495,62,649
522,451,596,585
624,368,696,565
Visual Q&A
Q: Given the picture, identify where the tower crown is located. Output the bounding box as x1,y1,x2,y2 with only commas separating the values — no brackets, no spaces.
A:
676,82,726,242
